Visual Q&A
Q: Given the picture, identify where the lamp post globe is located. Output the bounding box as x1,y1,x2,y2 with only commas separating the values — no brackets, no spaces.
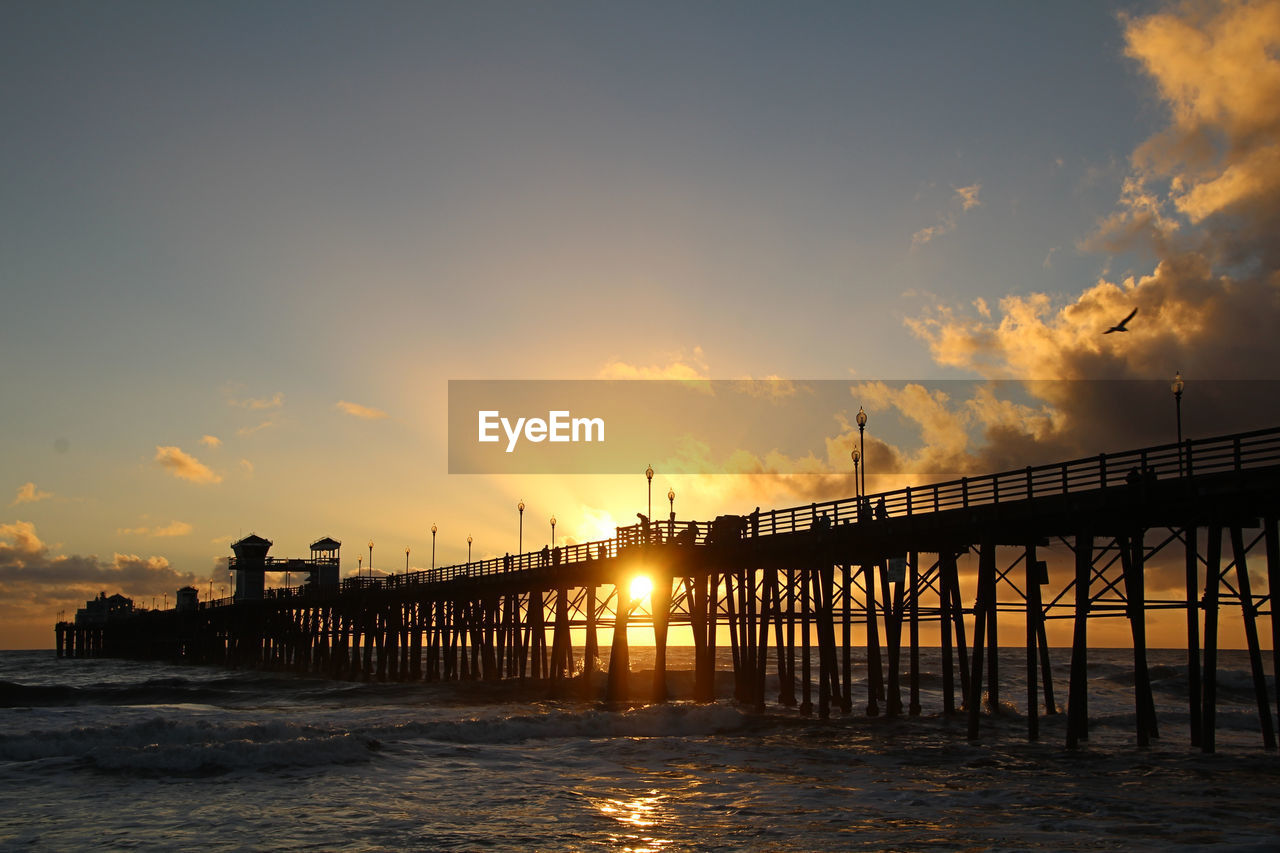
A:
851,447,861,500
668,487,675,519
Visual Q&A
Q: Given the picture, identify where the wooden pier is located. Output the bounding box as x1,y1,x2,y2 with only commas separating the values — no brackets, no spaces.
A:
56,426,1280,752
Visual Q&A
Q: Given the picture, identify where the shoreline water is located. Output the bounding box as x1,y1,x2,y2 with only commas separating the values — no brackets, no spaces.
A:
3,648,1279,850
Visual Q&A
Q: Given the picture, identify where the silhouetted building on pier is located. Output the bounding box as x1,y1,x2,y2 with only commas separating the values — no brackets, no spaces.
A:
75,592,133,626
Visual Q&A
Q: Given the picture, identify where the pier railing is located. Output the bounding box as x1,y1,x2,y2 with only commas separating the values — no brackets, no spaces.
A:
227,425,1280,602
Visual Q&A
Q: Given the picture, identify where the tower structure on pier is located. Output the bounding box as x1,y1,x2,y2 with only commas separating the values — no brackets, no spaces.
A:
230,533,272,601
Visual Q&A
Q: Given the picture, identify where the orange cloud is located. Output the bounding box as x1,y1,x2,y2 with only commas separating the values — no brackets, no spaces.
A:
10,482,53,507
900,0,1280,466
335,400,389,420
911,183,982,248
154,446,222,484
598,346,710,381
0,520,44,556
229,391,284,410
117,521,193,538
199,434,222,447
955,183,982,211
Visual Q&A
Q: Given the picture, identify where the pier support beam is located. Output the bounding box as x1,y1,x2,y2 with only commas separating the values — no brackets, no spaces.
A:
1230,525,1276,749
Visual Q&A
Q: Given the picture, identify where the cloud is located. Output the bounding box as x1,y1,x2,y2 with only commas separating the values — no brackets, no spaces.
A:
899,0,1280,463
154,446,222,484
10,482,53,507
911,183,983,248
598,346,711,381
0,519,216,646
911,215,956,247
229,392,284,410
117,520,193,538
200,435,222,447
955,183,982,211
335,400,389,420
237,419,277,436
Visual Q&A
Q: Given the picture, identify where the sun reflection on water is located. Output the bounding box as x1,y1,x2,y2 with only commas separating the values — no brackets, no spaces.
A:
593,790,672,852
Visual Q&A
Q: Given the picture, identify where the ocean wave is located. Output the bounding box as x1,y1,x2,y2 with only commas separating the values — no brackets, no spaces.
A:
0,702,751,775
384,702,753,746
87,732,379,774
0,715,379,774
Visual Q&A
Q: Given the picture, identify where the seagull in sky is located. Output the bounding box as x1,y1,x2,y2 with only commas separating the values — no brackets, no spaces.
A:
1104,307,1137,334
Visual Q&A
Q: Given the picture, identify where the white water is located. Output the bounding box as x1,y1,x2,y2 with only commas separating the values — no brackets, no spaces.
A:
2,648,1278,850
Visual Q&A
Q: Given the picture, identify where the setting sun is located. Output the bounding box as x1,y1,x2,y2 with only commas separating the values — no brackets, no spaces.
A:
628,574,653,603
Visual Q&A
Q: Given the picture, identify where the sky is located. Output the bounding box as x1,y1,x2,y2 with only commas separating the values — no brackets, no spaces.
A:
3,0,1280,648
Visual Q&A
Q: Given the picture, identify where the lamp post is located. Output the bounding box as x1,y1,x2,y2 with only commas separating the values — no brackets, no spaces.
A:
467,535,473,566
1172,371,1185,476
856,407,868,502
668,487,675,519
358,557,362,579
646,464,654,519
518,499,525,554
431,524,437,570
405,547,410,575
550,515,557,547
851,448,861,500
368,540,374,579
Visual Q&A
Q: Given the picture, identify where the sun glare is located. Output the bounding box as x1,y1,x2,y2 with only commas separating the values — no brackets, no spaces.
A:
629,574,653,603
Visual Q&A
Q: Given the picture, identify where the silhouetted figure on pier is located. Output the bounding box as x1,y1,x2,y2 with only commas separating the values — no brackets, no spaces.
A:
539,545,550,567
876,497,888,520
749,507,760,537
674,522,698,545
637,512,651,543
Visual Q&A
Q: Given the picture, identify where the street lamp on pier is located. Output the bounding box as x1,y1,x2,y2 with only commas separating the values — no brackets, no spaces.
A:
518,499,525,554
405,547,410,575
431,524,437,570
368,540,374,579
646,464,654,519
467,535,473,566
856,407,868,503
550,515,557,548
668,487,675,520
1172,371,1185,476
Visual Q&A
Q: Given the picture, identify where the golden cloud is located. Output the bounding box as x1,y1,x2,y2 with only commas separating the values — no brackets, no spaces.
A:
199,434,222,447
154,446,223,484
335,400,389,420
117,521,193,538
10,482,53,507
229,391,284,410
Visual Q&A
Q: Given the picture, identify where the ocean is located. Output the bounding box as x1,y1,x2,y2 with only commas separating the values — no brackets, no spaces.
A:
2,647,1278,851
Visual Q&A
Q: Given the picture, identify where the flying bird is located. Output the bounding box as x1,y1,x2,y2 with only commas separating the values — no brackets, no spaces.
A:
1104,307,1137,334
